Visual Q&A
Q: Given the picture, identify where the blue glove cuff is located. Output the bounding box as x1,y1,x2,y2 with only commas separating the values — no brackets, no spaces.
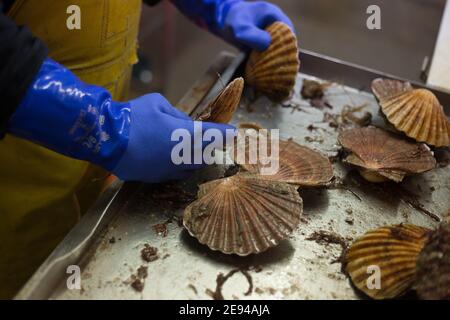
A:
8,58,130,171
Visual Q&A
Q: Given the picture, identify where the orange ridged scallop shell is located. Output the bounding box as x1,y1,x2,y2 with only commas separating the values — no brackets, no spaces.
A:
338,126,436,182
414,223,450,300
196,77,244,123
183,173,302,256
232,132,333,186
244,22,300,101
371,78,450,147
345,224,431,299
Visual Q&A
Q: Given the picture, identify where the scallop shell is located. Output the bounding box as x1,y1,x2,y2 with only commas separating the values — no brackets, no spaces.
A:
371,78,450,147
414,223,450,300
183,173,303,256
232,132,333,186
345,224,431,299
196,77,244,123
244,22,300,101
237,122,264,130
338,126,436,182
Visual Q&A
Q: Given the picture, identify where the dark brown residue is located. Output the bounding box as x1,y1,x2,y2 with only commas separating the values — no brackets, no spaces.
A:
300,79,335,110
323,112,339,129
340,104,372,128
397,187,441,222
206,267,254,300
137,265,148,279
131,278,144,292
141,244,159,262
241,269,254,296
301,79,325,100
129,266,148,292
306,230,348,249
306,230,349,268
249,265,263,273
326,176,362,201
152,223,168,237
188,284,198,295
310,98,333,110
148,183,196,209
345,217,354,225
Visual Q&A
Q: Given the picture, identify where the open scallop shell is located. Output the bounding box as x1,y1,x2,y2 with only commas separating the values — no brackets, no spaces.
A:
244,22,300,101
345,224,431,299
231,132,333,186
196,77,244,123
183,173,302,256
414,223,450,300
371,78,450,147
338,126,436,183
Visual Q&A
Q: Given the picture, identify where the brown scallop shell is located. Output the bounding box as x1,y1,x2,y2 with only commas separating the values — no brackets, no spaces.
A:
196,77,244,123
232,133,333,186
183,173,303,256
414,223,450,300
371,78,450,147
237,122,264,130
345,224,431,299
244,22,300,101
338,126,436,182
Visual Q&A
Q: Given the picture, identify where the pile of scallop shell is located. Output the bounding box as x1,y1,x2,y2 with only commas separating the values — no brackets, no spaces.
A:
183,128,334,256
183,21,315,256
183,24,450,299
186,80,333,255
338,78,450,183
345,221,450,299
341,79,450,299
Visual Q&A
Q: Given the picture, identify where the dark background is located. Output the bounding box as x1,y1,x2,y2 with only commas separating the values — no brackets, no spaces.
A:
132,0,446,102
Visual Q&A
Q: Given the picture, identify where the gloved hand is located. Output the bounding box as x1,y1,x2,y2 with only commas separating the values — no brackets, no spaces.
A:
8,58,234,183
171,0,294,51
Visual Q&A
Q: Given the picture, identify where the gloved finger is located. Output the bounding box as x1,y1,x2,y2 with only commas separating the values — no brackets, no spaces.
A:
255,2,295,33
171,121,236,169
161,104,191,120
152,93,191,120
234,24,272,52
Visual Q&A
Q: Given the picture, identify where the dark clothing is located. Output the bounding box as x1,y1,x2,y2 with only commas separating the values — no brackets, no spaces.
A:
0,13,47,138
0,0,161,137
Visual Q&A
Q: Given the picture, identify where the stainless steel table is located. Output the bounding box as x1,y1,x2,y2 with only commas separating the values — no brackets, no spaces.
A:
16,50,450,300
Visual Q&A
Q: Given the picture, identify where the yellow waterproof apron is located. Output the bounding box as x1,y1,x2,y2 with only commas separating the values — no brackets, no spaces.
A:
0,0,142,298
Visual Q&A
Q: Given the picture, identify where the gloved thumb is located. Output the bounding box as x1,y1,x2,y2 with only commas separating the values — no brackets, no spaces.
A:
234,25,272,52
161,103,191,120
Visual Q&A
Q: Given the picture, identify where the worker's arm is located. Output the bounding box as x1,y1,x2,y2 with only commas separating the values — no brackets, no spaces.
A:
8,58,234,182
170,0,294,51
1,14,233,183
0,13,47,138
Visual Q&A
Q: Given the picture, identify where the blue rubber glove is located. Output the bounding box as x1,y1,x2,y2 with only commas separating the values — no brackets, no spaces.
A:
8,58,234,183
171,0,294,51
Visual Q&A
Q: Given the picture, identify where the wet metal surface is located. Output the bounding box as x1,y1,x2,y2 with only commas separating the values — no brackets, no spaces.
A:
52,80,450,300
18,53,450,300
